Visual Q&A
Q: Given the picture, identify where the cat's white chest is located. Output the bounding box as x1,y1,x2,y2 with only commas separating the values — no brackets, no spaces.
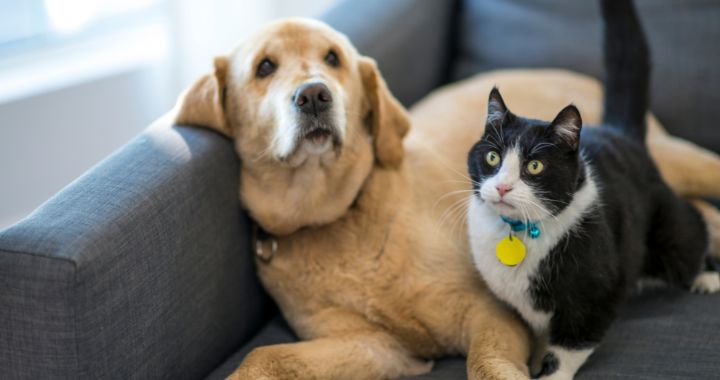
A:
467,198,553,333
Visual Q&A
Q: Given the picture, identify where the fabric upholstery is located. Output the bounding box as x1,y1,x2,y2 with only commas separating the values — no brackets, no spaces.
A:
322,0,458,107
205,316,297,380
208,287,720,379
0,125,270,379
454,0,720,153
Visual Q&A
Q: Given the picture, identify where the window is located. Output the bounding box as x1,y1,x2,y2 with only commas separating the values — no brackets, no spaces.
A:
0,0,164,58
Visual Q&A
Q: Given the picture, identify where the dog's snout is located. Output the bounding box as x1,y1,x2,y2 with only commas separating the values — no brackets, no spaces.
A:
293,83,332,115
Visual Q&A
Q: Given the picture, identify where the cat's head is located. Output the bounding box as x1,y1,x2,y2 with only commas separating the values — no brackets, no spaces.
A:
467,88,585,221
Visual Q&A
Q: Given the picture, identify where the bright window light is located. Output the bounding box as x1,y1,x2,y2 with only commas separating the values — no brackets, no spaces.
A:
0,0,163,55
44,0,99,33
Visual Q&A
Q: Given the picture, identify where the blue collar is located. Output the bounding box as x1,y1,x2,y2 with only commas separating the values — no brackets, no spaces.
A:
500,216,541,239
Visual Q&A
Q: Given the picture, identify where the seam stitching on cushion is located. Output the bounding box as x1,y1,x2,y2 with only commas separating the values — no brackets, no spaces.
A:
0,247,77,265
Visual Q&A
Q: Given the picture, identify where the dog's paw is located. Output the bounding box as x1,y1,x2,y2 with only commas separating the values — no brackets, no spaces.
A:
467,357,529,380
691,271,720,294
403,359,434,377
228,346,297,380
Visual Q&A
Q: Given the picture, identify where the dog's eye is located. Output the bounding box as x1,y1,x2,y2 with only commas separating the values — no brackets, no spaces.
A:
256,59,276,78
324,50,340,67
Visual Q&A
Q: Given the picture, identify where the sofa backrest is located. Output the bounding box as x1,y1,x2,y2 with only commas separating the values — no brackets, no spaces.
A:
454,0,720,153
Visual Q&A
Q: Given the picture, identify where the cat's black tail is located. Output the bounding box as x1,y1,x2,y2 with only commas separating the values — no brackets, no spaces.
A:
601,0,650,142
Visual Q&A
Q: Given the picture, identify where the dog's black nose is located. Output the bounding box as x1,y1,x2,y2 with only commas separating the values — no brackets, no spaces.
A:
293,82,332,115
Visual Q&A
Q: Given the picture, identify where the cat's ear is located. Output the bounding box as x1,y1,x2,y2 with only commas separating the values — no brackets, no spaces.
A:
550,104,582,150
487,87,508,126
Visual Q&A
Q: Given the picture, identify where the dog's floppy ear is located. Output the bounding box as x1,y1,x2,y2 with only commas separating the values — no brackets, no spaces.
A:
174,56,233,137
359,57,410,169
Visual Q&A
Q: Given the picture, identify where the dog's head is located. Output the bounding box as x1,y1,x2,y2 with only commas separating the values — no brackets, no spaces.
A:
174,19,410,234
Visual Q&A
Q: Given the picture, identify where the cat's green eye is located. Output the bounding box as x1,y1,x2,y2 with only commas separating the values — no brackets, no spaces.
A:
486,151,501,167
527,160,544,175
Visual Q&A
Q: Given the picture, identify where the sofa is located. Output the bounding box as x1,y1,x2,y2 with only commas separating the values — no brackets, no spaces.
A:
1,0,718,379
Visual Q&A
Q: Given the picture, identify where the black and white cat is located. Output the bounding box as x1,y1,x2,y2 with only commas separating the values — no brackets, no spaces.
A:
466,0,718,379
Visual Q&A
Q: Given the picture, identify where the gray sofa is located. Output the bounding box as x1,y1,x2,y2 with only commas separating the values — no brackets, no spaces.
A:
1,1,718,379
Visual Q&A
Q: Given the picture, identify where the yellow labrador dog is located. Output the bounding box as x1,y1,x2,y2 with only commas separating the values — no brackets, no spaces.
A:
173,19,720,379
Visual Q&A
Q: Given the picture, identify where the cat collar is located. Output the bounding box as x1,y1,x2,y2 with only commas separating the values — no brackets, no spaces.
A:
500,216,541,239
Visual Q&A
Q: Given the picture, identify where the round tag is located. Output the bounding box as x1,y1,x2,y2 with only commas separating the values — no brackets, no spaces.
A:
496,235,526,266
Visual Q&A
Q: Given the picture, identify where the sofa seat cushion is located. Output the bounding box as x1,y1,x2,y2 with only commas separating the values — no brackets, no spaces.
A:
207,287,720,379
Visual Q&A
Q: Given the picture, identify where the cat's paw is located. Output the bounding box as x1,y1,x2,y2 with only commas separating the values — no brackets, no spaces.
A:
691,271,720,294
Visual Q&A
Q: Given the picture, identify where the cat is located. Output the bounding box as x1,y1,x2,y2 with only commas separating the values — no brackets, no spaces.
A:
465,0,719,379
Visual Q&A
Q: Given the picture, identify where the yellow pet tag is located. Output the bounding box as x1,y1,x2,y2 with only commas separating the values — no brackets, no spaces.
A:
496,235,526,266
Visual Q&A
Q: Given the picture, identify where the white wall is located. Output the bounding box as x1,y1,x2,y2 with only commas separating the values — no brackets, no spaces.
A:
0,67,170,227
0,0,339,229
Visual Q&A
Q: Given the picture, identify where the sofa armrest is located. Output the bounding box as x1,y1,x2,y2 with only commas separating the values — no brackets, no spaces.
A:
321,0,459,106
0,122,269,379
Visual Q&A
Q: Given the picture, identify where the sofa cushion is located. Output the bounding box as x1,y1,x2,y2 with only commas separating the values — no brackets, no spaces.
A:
207,287,720,379
454,0,720,153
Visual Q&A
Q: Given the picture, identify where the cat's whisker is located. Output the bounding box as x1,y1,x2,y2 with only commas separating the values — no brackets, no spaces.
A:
478,141,501,151
438,200,467,229
437,179,484,188
438,195,473,229
529,142,559,156
487,132,503,151
447,197,470,240
518,190,562,223
441,199,471,241
432,190,476,213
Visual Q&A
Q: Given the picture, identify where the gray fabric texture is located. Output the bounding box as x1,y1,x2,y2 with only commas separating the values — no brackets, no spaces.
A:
204,316,297,380
208,287,720,380
454,0,720,153
322,0,458,107
0,125,269,379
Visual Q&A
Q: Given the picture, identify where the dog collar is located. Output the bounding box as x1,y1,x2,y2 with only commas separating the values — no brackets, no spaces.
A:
252,222,277,263
500,216,540,239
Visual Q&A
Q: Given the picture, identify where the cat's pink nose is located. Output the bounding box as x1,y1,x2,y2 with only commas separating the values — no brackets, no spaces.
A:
496,184,513,197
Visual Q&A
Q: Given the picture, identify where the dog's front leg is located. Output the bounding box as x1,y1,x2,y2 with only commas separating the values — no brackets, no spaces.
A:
463,302,532,380
228,332,433,380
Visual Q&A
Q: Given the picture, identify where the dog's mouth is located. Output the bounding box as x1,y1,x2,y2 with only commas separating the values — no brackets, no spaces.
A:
298,117,342,150
303,127,335,145
279,122,343,165
298,127,341,158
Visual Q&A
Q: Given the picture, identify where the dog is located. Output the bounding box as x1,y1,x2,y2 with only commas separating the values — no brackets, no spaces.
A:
172,19,720,379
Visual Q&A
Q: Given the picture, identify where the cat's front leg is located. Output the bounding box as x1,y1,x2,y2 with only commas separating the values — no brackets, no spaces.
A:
534,306,611,379
534,346,595,380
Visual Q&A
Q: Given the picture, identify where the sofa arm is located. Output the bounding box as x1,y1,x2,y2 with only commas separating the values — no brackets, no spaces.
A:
0,122,269,379
321,0,459,106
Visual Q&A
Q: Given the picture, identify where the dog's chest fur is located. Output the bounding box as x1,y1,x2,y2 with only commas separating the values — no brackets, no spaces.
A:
252,180,488,359
467,178,598,334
